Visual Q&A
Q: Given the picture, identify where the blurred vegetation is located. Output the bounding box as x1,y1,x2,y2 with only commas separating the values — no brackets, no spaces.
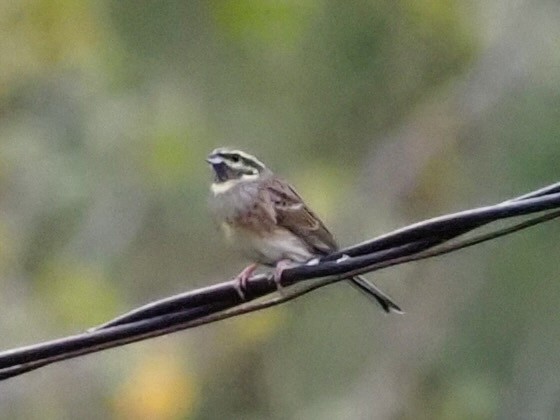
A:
1,0,560,419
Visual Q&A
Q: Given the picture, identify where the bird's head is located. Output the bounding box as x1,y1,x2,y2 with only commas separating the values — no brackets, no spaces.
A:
206,148,268,184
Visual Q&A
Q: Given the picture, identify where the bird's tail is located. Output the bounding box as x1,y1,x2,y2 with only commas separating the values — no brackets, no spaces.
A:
348,276,403,314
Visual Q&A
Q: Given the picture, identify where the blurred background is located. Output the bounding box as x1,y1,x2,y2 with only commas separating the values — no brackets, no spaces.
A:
1,0,560,418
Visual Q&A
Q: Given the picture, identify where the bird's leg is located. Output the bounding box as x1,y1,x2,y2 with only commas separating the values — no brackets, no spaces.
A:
273,259,294,294
233,263,258,300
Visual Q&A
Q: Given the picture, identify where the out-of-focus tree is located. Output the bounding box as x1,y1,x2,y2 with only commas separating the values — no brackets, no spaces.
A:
1,0,559,418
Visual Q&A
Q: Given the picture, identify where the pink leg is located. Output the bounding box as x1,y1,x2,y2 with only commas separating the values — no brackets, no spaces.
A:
273,259,294,293
233,263,258,300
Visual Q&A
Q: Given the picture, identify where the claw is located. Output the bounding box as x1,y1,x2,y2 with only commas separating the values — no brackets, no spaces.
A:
233,263,258,300
273,259,294,294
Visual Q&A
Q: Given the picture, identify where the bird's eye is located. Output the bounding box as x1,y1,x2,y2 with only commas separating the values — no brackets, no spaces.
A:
231,155,240,163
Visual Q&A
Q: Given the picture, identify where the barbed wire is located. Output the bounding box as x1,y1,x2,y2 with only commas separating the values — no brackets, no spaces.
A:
1,181,560,380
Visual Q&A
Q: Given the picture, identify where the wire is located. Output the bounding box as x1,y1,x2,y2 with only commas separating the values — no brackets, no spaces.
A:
1,182,559,380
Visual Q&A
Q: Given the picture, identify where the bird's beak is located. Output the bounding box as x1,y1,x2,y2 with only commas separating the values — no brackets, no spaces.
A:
206,155,230,181
206,155,222,165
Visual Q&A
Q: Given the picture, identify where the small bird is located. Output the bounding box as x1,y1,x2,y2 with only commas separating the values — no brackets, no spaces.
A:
206,148,402,313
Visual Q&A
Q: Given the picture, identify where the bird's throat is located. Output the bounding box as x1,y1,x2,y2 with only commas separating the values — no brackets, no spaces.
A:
211,179,241,195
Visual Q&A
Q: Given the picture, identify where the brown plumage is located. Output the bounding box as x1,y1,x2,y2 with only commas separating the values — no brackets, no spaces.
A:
267,177,338,254
207,148,402,313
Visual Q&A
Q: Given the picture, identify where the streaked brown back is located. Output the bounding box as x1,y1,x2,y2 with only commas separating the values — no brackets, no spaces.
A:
263,177,338,255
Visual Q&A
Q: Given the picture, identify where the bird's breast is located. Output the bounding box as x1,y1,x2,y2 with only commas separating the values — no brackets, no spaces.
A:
210,180,313,265
209,181,260,219
222,224,314,265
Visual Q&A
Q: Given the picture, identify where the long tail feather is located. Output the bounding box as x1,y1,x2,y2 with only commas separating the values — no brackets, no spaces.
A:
348,276,403,314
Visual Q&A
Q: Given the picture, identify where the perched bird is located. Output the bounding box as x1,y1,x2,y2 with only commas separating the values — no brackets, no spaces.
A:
206,148,402,313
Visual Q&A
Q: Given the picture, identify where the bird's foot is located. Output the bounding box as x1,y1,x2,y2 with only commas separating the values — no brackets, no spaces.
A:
273,259,294,295
233,263,258,300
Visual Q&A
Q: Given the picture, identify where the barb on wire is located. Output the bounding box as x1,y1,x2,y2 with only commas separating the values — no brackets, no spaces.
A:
1,181,560,380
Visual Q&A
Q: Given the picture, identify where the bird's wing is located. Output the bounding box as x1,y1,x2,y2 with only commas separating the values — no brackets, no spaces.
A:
264,178,403,313
264,177,338,255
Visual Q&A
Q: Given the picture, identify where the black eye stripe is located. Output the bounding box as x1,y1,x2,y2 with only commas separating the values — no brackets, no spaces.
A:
215,152,263,170
218,153,240,162
224,154,249,166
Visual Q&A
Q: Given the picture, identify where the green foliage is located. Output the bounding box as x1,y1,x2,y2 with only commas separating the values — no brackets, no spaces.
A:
0,0,558,418
36,260,121,327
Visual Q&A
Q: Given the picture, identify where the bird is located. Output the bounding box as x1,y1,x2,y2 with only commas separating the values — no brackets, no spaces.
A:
206,147,402,313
